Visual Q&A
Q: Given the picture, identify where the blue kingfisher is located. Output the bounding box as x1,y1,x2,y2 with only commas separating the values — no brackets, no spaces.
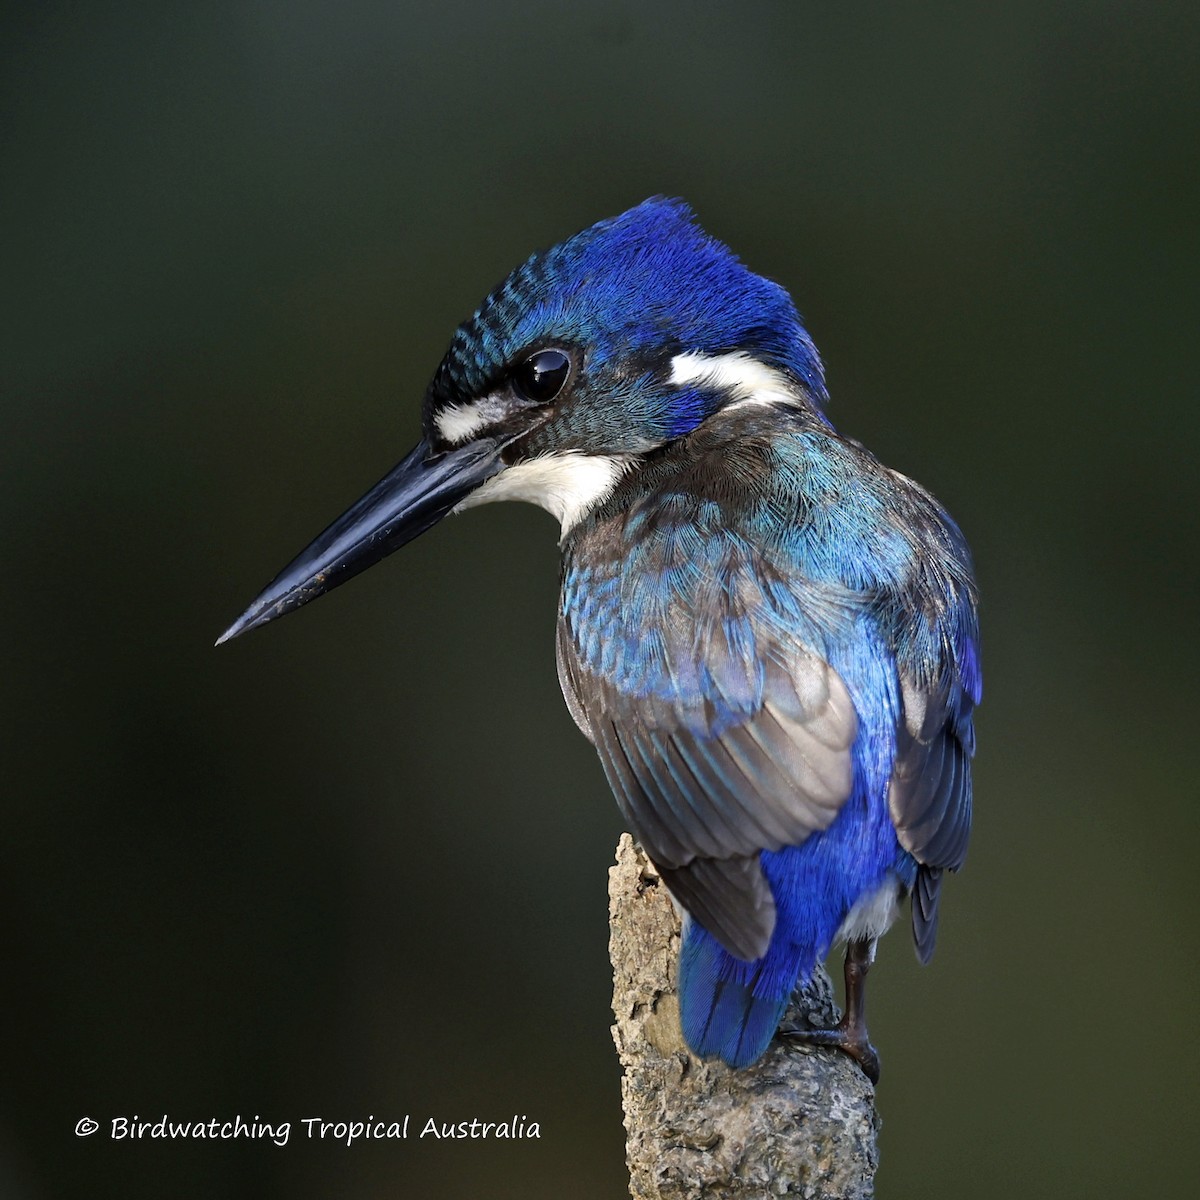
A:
219,198,981,1081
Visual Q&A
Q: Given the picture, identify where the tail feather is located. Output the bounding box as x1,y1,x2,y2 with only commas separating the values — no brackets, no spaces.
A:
678,925,790,1068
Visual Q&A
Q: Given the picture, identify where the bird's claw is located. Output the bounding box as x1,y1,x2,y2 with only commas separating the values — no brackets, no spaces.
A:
778,1021,881,1085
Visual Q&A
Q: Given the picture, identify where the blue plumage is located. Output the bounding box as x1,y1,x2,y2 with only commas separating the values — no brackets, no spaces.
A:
427,198,827,452
221,197,981,1079
557,394,978,1068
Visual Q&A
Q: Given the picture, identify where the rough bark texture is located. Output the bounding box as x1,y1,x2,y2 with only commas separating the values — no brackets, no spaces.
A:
609,834,879,1200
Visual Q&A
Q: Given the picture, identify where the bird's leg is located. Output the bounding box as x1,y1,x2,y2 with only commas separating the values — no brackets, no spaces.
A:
778,937,881,1084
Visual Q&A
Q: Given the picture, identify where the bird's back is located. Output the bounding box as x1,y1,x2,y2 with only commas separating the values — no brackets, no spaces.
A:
557,403,980,1065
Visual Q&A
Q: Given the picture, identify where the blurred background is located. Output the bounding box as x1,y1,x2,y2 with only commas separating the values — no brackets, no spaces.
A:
3,2,1198,1197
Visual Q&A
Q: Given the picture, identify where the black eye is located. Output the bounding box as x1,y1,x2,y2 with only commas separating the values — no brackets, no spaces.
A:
512,348,571,404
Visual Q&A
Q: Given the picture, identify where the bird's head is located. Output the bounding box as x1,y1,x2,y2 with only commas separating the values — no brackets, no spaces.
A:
218,197,826,643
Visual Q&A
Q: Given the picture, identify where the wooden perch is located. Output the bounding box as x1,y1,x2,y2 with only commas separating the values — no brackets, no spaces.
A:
609,834,879,1200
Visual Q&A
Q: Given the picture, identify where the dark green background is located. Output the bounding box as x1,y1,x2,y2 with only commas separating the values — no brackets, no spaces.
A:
4,3,1197,1197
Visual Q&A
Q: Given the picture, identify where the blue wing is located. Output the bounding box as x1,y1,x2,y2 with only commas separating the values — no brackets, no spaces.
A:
889,630,981,960
557,585,858,960
556,423,869,961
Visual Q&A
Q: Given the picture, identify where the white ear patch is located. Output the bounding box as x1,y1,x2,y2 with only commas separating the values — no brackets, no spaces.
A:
670,351,801,412
454,452,635,535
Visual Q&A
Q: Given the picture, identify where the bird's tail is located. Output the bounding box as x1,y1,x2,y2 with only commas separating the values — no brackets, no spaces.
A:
677,925,790,1068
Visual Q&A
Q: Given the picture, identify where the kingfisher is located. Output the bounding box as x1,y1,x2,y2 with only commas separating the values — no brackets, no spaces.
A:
218,198,980,1082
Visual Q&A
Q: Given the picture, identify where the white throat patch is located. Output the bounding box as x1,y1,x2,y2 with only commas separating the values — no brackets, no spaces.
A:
453,452,635,535
669,351,801,412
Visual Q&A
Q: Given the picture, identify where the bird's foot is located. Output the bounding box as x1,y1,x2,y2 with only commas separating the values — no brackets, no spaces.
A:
777,1019,881,1085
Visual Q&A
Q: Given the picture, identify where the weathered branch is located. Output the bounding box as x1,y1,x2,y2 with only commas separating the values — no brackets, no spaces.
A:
609,834,879,1200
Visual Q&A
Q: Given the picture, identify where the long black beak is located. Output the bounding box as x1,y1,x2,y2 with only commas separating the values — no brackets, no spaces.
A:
216,436,503,644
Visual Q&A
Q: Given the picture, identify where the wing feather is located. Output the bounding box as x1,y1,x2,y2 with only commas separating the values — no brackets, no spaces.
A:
559,598,858,960
889,649,979,958
659,855,776,962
